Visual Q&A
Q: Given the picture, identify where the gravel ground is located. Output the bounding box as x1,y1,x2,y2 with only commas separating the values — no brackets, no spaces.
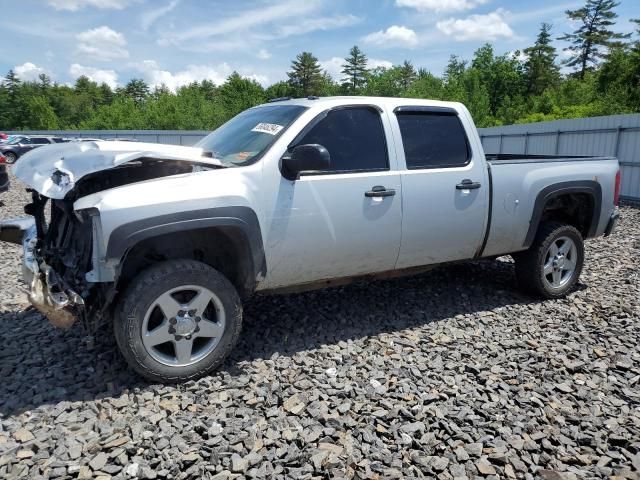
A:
0,168,639,480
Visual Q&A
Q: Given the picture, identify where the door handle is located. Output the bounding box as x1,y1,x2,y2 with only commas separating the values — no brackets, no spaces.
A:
365,185,396,198
456,179,481,190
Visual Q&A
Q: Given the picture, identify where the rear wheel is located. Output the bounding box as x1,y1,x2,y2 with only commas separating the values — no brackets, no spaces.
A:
114,259,242,383
4,152,17,164
514,222,584,298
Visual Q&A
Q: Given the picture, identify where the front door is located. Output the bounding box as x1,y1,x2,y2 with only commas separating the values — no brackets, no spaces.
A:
262,106,402,289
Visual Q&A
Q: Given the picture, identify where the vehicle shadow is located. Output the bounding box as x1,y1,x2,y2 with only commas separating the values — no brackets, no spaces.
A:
0,258,551,417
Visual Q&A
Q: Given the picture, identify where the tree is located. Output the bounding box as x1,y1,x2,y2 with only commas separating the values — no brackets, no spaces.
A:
3,70,23,128
398,61,417,90
559,0,630,79
217,72,265,118
37,73,52,95
341,45,368,92
524,23,561,94
23,96,58,129
123,78,150,104
287,52,323,97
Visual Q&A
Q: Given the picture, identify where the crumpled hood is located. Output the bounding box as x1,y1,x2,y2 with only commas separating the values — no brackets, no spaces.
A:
13,140,222,199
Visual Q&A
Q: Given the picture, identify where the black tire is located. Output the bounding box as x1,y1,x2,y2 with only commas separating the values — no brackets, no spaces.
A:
4,152,17,164
114,259,242,383
514,221,584,299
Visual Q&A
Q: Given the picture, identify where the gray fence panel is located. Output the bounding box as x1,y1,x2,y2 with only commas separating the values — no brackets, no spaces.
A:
479,113,640,201
6,130,210,146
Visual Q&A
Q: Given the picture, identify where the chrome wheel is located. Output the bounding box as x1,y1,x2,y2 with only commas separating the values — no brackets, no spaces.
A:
543,236,577,289
141,285,226,367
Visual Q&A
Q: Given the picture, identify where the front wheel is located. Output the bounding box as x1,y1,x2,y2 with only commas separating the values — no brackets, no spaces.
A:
4,152,17,164
514,222,584,299
114,260,242,383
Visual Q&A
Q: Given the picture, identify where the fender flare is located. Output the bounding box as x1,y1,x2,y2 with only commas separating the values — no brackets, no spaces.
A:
524,180,602,248
105,206,266,281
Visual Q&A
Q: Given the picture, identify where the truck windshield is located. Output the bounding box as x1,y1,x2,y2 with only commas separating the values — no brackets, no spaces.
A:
196,105,307,166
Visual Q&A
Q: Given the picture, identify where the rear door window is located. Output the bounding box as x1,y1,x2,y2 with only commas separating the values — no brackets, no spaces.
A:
396,111,470,169
297,107,388,173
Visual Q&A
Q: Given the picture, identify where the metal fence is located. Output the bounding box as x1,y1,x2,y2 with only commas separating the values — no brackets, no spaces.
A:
478,113,640,202
9,113,640,201
6,130,211,146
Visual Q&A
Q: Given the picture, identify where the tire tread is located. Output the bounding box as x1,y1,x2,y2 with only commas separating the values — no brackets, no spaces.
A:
114,259,242,383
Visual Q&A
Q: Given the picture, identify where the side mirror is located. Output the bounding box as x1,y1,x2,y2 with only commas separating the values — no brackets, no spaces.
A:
281,144,330,181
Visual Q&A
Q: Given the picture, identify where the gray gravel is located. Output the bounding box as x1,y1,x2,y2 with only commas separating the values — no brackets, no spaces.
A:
1,168,639,479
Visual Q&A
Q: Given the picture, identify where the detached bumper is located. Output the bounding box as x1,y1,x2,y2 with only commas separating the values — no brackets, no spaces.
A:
0,216,82,328
604,209,620,237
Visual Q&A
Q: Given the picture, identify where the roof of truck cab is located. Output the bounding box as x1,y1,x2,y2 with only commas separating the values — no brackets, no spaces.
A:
262,96,465,110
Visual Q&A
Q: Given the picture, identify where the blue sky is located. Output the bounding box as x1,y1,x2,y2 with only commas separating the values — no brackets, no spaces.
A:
0,0,637,91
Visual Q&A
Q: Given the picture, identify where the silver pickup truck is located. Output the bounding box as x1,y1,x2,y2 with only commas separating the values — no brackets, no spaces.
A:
0,97,620,382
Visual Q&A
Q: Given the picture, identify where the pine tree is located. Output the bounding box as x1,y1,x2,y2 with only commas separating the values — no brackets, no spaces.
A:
37,73,51,95
124,78,150,104
524,23,561,94
4,70,23,128
398,60,417,90
287,52,323,97
341,45,368,92
559,0,630,79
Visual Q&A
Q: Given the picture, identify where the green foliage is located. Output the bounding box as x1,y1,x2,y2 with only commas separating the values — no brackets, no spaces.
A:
559,0,630,79
524,23,561,94
23,96,58,129
1,12,639,133
287,52,324,97
342,45,368,92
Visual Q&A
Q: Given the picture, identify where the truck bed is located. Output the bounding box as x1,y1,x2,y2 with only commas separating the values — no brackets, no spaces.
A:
480,154,619,258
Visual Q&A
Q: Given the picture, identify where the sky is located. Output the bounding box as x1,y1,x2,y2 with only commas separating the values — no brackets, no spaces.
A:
0,0,637,91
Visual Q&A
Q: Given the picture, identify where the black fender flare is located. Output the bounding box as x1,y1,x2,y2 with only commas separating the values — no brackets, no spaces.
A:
524,180,602,248
105,206,266,281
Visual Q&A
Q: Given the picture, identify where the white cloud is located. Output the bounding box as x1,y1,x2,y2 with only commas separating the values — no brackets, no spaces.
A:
132,60,271,91
275,14,361,38
162,0,319,45
46,0,131,11
69,63,118,88
363,25,418,48
320,56,393,81
436,9,514,41
76,26,129,61
395,0,487,13
132,60,232,92
369,58,393,70
14,62,49,82
319,57,346,81
141,0,180,30
257,49,272,60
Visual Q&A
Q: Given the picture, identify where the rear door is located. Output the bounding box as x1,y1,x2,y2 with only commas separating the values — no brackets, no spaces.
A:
392,106,489,268
262,105,402,288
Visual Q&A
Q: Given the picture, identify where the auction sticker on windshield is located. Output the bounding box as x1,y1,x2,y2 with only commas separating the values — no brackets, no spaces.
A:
252,123,284,135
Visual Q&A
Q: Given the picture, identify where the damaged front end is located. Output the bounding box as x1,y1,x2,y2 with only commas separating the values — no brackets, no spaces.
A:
1,192,93,329
2,140,224,331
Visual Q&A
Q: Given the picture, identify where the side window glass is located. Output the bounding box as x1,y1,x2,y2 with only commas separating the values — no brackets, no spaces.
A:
298,107,388,173
396,112,470,169
21,138,33,144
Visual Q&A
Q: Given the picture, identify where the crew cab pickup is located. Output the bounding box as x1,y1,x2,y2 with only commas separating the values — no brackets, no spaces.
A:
0,97,621,383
